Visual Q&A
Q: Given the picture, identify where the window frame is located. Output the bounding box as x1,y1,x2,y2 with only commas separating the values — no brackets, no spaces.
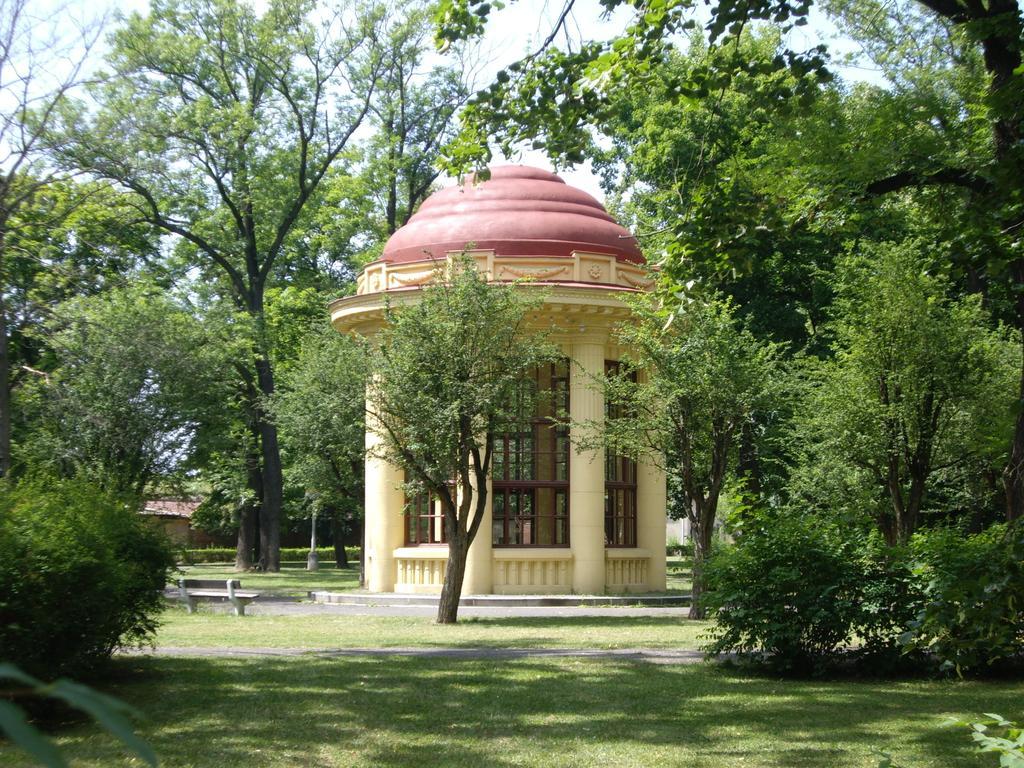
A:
604,360,638,548
492,361,571,548
404,491,448,546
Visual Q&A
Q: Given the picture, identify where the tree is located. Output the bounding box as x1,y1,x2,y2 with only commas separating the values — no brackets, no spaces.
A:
20,283,226,496
793,240,1018,544
60,0,429,569
435,0,1024,520
366,257,558,623
603,290,782,618
0,0,103,478
362,4,473,236
272,325,367,571
3,179,162,477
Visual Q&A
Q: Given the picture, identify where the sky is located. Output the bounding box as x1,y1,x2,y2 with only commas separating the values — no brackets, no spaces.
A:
35,0,882,203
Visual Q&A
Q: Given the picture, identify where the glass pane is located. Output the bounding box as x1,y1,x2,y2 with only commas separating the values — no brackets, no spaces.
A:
494,446,505,480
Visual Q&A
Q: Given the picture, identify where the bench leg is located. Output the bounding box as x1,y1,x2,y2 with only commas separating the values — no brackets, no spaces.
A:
229,597,246,617
184,596,197,614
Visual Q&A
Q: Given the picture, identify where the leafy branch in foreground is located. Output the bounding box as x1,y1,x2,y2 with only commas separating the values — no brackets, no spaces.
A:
0,663,157,768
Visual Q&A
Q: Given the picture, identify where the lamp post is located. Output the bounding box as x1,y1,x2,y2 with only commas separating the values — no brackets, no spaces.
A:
307,508,319,571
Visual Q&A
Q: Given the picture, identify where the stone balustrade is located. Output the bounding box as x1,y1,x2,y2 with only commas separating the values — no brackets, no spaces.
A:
605,549,651,592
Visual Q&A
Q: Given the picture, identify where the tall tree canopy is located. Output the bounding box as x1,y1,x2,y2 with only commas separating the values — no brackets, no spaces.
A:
60,0,446,569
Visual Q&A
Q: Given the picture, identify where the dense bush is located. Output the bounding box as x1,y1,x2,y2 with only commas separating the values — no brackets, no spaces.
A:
702,515,921,674
0,478,175,679
181,546,361,564
903,523,1024,675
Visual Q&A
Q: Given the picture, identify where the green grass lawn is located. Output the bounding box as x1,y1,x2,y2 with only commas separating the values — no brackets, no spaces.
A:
666,555,693,593
5,655,1021,767
154,608,711,649
173,562,361,597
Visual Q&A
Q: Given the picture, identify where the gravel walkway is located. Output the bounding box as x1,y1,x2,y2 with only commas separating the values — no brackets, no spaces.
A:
134,646,707,665
184,595,694,619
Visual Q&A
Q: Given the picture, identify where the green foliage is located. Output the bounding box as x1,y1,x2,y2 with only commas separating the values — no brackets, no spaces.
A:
902,524,1024,675
590,33,838,347
434,0,830,174
703,515,1024,675
793,240,1018,542
951,714,1024,767
272,326,367,514
606,288,783,615
0,663,157,768
0,477,174,678
18,283,228,493
702,513,922,674
369,256,558,504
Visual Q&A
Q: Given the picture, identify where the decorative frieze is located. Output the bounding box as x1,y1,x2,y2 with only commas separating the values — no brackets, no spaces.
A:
354,250,653,298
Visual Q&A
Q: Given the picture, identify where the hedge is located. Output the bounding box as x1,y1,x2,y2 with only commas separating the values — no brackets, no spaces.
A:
181,546,361,564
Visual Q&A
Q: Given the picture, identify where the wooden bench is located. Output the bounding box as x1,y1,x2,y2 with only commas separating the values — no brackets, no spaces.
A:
178,579,260,616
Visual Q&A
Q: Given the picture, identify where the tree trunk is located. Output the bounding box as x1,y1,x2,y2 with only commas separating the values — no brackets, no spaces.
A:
437,531,469,624
1004,330,1024,522
331,512,349,569
254,353,283,571
688,501,715,620
235,437,263,570
0,227,10,479
736,420,762,502
0,284,10,479
235,501,258,571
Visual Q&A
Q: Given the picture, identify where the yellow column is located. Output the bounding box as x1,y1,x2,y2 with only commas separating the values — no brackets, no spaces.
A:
569,340,606,594
364,408,406,593
637,457,667,590
463,471,493,594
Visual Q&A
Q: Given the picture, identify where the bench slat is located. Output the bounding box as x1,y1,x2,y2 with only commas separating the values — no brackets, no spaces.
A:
181,579,242,589
186,591,259,599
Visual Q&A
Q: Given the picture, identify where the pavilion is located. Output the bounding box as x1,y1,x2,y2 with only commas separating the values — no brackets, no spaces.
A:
329,165,667,595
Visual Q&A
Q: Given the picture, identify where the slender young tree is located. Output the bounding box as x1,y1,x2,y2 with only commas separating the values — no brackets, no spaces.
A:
366,257,557,623
795,241,1018,544
272,326,367,572
603,290,782,619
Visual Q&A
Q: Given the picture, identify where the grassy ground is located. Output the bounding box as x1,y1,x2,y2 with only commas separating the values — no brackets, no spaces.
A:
5,655,1022,767
154,608,711,649
173,562,361,597
666,555,692,592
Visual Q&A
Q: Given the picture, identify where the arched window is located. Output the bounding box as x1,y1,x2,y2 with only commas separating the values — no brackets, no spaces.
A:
605,361,637,547
492,361,570,546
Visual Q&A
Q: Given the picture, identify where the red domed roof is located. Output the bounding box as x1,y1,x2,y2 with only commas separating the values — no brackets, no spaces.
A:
380,165,644,265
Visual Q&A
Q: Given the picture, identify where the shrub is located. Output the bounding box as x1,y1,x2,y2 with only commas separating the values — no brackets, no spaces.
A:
902,523,1024,675
666,536,693,558
0,478,174,679
702,514,921,674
